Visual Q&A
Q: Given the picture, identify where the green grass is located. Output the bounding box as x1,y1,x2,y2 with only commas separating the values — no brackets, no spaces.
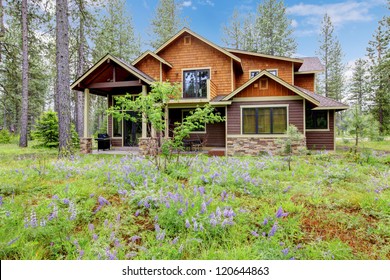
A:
336,138,390,152
0,143,389,260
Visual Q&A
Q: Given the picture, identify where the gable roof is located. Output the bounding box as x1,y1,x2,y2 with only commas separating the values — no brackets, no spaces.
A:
294,86,349,110
296,57,324,74
71,54,154,90
222,70,320,106
155,28,242,65
132,50,173,68
225,48,304,64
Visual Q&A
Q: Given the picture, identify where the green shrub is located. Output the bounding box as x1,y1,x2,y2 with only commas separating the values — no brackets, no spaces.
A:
0,129,11,144
31,111,79,149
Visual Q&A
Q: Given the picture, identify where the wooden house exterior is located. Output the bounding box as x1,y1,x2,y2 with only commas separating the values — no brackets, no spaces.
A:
71,28,348,155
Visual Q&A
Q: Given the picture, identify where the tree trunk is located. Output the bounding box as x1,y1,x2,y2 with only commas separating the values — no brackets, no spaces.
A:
56,0,71,156
75,0,85,137
0,0,4,62
19,0,29,147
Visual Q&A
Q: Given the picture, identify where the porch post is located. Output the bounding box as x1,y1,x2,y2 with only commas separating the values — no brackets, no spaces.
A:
141,85,147,138
83,88,90,138
164,105,169,138
80,88,92,154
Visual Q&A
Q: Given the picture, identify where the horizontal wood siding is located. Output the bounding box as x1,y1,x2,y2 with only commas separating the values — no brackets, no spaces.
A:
169,107,225,147
306,110,335,150
111,139,122,147
134,56,160,81
235,77,296,98
235,54,293,87
227,100,304,135
294,74,315,92
158,33,232,94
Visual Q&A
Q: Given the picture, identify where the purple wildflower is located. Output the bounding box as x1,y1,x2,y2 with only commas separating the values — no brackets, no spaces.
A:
7,237,20,246
221,190,227,202
251,231,259,237
283,186,292,193
131,235,141,243
30,210,38,228
89,193,95,198
268,222,278,237
135,210,140,217
116,214,121,222
206,198,213,206
198,186,205,195
275,207,288,218
171,237,179,245
98,196,110,206
193,220,198,231
185,219,191,229
68,201,77,221
78,250,84,260
178,208,183,216
40,218,47,227
154,223,161,232
165,201,170,209
282,248,289,255
199,223,204,231
200,202,207,214
156,230,165,241
92,234,98,241
48,205,58,221
216,207,222,218
210,218,217,227
105,247,117,260
52,195,59,200
88,224,95,231
24,216,29,228
263,218,269,225
63,198,70,205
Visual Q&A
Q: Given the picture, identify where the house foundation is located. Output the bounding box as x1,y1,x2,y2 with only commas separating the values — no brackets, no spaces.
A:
138,137,159,156
226,137,306,156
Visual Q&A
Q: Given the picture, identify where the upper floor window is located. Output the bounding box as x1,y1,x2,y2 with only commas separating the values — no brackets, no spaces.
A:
249,69,278,79
183,69,210,98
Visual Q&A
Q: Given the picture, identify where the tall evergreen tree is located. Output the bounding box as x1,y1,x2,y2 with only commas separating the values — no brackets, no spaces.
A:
19,0,28,147
222,0,296,56
0,0,5,62
349,59,369,111
316,13,345,101
56,0,72,156
255,0,297,56
150,0,185,50
92,0,140,63
367,13,390,134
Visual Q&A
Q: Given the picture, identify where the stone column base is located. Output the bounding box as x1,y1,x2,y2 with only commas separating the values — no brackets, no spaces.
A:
80,137,93,154
138,137,159,156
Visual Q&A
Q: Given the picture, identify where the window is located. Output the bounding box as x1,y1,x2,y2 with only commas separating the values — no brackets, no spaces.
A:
268,69,278,76
113,118,122,137
250,70,260,78
182,110,206,132
183,69,210,98
306,109,328,129
242,107,287,134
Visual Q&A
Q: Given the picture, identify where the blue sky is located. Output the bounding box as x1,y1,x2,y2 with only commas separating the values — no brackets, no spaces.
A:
127,0,388,66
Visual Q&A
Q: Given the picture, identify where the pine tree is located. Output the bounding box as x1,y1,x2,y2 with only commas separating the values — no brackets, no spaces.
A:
222,8,243,50
316,14,345,101
255,0,297,56
92,0,140,63
349,59,369,111
19,0,28,147
56,0,72,156
150,0,186,50
367,14,390,134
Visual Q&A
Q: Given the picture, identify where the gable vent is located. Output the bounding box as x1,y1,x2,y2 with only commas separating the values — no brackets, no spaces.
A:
184,36,191,45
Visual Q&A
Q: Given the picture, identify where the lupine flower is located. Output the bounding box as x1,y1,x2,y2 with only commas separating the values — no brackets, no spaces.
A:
206,198,213,206
216,207,222,218
185,219,191,229
7,237,20,246
24,216,29,228
78,250,84,259
221,191,227,202
200,202,207,214
282,248,289,255
98,196,110,206
40,218,47,227
263,218,269,225
251,231,259,237
283,186,292,193
52,195,59,200
105,247,116,260
198,187,205,195
88,224,94,231
275,207,288,218
131,236,141,243
165,201,170,209
156,230,165,241
69,201,77,221
48,205,58,221
30,210,38,228
135,210,140,217
92,234,98,241
199,223,204,231
63,198,70,205
171,237,179,245
178,208,183,216
154,223,161,232
116,214,121,222
268,222,278,237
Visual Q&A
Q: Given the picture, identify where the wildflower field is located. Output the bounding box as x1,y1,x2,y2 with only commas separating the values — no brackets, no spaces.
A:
0,144,389,260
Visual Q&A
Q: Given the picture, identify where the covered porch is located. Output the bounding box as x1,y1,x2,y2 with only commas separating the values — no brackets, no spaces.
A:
70,54,154,153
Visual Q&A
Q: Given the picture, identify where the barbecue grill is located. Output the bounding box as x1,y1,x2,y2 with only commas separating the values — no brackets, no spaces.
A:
95,133,111,151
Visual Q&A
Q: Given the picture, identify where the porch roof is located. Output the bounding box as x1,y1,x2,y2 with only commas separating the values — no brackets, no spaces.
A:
70,54,155,96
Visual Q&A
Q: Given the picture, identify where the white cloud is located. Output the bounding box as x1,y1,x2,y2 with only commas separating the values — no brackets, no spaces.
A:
182,1,193,8
198,0,215,6
291,19,298,28
287,1,381,28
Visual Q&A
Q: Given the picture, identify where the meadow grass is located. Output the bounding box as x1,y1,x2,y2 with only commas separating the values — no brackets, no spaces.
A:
0,143,389,260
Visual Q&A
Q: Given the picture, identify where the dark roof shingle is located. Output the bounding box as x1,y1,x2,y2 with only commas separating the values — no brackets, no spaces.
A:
298,57,324,73
294,86,348,109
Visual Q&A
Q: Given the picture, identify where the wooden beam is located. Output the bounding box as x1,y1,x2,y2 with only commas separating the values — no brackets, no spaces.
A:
88,81,142,89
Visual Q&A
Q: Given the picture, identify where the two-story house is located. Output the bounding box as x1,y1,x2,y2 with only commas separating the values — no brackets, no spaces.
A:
71,28,348,155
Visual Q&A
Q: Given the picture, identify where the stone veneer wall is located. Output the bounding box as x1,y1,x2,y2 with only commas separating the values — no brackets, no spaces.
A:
80,137,92,154
138,137,159,156
226,136,306,156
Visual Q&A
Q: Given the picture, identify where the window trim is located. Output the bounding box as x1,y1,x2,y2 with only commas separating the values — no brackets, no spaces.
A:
305,109,330,131
240,104,289,135
181,109,207,134
182,67,211,99
249,69,278,79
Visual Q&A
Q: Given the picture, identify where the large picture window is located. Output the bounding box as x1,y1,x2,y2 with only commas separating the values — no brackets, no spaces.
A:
242,107,287,134
306,109,328,129
183,69,210,98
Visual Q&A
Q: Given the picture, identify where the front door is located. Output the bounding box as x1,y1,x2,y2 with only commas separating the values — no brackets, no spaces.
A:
123,111,141,146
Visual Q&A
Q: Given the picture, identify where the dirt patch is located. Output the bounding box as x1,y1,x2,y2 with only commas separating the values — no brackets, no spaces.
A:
300,206,388,259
